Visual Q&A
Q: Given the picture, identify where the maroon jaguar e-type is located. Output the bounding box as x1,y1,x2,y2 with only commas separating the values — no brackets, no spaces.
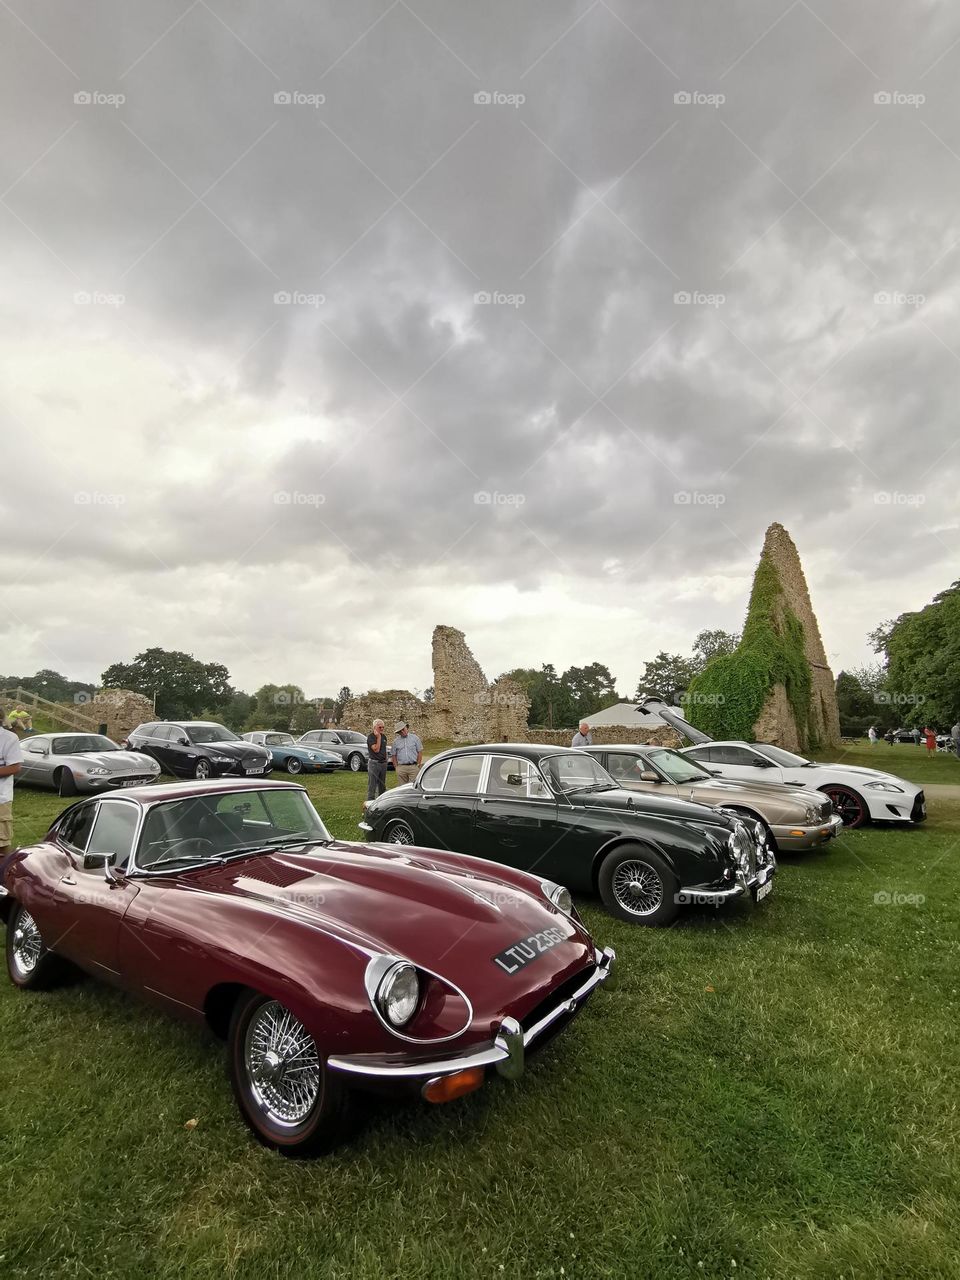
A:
1,779,615,1156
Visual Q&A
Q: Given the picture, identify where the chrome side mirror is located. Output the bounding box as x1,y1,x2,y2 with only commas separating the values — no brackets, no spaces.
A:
83,852,118,883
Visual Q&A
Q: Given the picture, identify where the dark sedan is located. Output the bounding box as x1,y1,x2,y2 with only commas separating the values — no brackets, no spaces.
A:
127,721,272,781
360,744,775,926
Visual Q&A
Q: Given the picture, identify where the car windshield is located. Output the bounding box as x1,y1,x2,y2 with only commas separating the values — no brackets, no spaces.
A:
265,734,295,745
752,744,810,767
543,753,617,793
184,724,239,744
53,735,119,754
645,748,711,783
136,789,331,871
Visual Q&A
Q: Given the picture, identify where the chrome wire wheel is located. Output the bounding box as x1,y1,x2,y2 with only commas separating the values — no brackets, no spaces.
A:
244,1000,321,1128
385,820,415,845
11,909,42,977
611,859,664,917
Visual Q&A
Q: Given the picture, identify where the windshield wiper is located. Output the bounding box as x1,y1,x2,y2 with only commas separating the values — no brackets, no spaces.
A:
216,834,330,859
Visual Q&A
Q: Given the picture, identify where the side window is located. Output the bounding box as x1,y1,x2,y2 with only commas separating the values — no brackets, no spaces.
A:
152,726,171,742
686,747,713,764
26,737,50,754
712,746,757,766
86,802,139,866
420,761,450,792
606,754,638,780
319,732,338,744
483,757,549,799
59,803,98,853
443,756,484,794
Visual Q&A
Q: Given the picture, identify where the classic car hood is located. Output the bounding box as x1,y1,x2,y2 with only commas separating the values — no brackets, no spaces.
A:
573,786,731,830
69,750,156,771
692,776,823,804
187,842,590,984
200,741,265,758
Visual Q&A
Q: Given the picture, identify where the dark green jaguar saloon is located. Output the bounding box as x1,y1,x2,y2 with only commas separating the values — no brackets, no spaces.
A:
359,744,775,926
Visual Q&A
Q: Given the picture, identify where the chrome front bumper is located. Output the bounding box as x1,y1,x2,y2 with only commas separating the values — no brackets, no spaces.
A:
327,946,616,1091
676,859,776,905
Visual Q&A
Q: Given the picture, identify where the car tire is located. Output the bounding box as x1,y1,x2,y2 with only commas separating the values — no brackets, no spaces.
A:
194,759,213,781
598,845,679,927
285,757,303,775
228,989,352,1157
384,819,416,846
820,785,868,828
56,768,77,797
6,903,70,990
347,753,364,773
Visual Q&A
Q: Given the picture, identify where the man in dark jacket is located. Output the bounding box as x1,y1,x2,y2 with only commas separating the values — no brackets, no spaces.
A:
366,718,388,802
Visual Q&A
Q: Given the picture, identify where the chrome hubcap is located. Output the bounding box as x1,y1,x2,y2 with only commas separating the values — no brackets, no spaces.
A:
12,910,42,974
245,1000,320,1127
388,823,414,845
612,860,663,916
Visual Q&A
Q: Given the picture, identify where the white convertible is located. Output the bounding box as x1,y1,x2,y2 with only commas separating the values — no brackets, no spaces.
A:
638,698,926,829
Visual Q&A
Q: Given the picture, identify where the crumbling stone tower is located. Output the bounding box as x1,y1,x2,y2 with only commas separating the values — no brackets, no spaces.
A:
686,523,841,751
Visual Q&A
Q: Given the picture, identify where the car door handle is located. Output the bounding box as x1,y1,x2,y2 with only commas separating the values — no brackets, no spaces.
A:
60,875,77,886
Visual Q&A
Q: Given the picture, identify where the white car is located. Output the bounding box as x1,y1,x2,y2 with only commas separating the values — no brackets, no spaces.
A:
679,741,925,829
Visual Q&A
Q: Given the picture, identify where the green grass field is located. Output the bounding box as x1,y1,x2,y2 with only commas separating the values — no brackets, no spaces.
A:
1,743,959,1279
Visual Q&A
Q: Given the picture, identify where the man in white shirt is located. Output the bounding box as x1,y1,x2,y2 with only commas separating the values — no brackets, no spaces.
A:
0,710,24,857
571,721,592,747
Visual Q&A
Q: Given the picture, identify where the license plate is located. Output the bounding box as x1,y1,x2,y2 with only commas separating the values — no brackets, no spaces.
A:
755,879,773,902
492,925,568,975
245,766,264,775
121,779,142,787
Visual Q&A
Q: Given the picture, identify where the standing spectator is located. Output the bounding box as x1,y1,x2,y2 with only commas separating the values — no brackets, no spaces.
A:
952,719,960,758
912,726,922,746
867,724,878,747
924,726,937,754
571,721,592,748
0,708,23,860
365,719,388,804
391,721,423,786
884,728,895,745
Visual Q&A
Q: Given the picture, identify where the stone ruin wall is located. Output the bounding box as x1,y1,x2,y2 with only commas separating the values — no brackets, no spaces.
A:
753,523,841,749
3,689,155,743
341,626,530,743
526,725,681,748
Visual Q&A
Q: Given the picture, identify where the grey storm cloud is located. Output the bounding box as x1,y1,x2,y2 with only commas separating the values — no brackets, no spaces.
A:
1,0,959,689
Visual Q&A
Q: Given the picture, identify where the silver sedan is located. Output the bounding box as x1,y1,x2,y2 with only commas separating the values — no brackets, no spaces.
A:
16,733,161,796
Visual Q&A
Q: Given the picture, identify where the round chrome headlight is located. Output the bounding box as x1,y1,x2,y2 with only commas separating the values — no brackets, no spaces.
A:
728,825,750,871
376,962,420,1027
804,805,819,823
548,884,574,915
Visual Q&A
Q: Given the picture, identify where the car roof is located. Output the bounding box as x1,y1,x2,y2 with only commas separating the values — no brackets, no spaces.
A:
581,743,671,752
76,778,306,804
426,743,590,765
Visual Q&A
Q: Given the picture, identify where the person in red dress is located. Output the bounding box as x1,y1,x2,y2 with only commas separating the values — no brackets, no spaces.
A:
923,726,937,754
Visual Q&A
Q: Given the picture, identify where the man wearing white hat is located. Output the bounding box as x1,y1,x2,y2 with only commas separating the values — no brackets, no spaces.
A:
390,720,423,787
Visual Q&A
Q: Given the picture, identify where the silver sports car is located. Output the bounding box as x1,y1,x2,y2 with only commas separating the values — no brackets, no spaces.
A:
16,733,161,796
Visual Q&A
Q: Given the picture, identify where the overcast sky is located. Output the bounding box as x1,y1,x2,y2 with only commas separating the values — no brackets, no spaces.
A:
2,0,958,700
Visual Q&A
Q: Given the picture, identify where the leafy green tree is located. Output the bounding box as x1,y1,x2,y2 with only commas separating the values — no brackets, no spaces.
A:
0,669,95,704
692,629,740,668
334,686,352,721
101,648,232,720
219,690,254,732
874,581,960,727
634,652,697,704
562,663,619,721
249,684,307,732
